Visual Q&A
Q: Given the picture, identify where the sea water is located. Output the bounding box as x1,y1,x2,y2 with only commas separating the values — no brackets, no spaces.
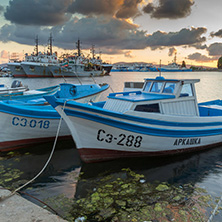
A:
1,71,222,221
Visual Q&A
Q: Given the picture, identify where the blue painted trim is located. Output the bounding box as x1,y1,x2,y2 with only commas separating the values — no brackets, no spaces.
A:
63,107,222,138
49,98,222,128
0,102,60,119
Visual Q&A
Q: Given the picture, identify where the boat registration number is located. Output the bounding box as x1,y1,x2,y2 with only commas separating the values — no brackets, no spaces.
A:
12,117,50,129
97,129,143,148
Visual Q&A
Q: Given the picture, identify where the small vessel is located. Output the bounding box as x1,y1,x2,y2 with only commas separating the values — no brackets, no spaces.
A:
0,84,59,101
46,76,222,163
0,82,109,151
0,80,29,96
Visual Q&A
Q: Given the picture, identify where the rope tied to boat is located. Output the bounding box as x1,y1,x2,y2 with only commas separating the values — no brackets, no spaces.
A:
0,100,68,202
207,193,222,222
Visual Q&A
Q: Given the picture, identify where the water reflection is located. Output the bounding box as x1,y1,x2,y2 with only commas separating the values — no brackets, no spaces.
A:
77,146,222,198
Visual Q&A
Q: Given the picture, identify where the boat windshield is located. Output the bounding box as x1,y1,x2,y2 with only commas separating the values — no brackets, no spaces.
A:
143,81,152,91
180,83,193,97
150,82,164,93
162,83,176,94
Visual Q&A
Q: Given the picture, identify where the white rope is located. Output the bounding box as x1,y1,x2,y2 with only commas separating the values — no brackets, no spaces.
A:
207,194,222,222
0,101,67,200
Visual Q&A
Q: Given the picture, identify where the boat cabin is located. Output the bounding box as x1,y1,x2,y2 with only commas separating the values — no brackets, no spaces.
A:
103,76,200,116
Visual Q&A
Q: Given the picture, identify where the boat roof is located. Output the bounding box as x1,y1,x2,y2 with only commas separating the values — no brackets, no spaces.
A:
109,76,199,102
108,91,175,102
144,76,200,84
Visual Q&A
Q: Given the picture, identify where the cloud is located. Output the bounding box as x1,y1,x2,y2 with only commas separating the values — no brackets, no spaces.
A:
146,27,206,47
124,51,134,58
115,0,142,19
190,43,207,50
187,52,217,62
0,15,207,55
4,0,72,26
67,0,122,16
0,24,50,45
210,29,222,38
143,0,194,19
168,47,177,56
68,0,142,19
207,43,222,56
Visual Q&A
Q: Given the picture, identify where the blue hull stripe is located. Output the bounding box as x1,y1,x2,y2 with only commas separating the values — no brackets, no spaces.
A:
0,102,60,119
49,98,222,128
64,107,222,138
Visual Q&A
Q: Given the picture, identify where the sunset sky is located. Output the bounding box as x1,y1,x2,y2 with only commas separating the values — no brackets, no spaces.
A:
0,0,222,67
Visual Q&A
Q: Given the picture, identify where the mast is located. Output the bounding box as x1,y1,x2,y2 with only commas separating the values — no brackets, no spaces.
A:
90,44,95,59
174,52,177,63
35,35,39,56
76,39,81,56
48,33,53,55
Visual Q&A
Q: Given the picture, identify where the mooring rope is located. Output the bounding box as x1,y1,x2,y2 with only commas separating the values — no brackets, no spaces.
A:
0,101,68,201
207,193,222,222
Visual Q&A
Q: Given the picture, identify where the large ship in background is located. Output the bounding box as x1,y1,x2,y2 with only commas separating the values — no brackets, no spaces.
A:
48,40,108,77
7,52,26,77
8,36,112,78
21,34,58,77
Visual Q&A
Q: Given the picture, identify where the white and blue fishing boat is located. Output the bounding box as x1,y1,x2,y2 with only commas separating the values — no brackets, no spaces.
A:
46,76,222,163
0,82,109,151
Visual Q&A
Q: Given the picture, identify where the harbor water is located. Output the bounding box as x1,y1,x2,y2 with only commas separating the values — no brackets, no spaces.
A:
1,71,222,221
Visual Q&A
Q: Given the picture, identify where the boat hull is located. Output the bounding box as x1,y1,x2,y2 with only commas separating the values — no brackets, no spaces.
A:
21,63,53,77
0,110,70,151
0,83,109,151
48,65,104,77
46,100,222,163
8,63,27,77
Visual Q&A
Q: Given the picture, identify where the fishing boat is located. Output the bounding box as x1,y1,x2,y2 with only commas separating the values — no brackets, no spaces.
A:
0,82,109,151
0,82,59,101
46,76,222,163
0,80,29,96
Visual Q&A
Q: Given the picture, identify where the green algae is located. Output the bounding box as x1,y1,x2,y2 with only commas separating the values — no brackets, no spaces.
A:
69,168,221,222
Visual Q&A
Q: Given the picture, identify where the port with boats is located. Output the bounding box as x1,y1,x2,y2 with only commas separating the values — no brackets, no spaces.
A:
0,70,222,221
3,34,219,81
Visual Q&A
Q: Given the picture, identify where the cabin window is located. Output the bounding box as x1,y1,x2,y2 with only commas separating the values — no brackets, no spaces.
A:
162,83,175,94
180,83,193,97
135,103,160,113
143,81,152,92
150,82,163,93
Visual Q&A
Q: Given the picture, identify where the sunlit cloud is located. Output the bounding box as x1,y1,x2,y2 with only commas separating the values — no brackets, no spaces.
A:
143,0,194,19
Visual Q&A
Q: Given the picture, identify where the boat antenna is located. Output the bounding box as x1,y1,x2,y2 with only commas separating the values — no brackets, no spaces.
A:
48,33,53,55
76,39,81,56
159,59,162,77
35,35,39,56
